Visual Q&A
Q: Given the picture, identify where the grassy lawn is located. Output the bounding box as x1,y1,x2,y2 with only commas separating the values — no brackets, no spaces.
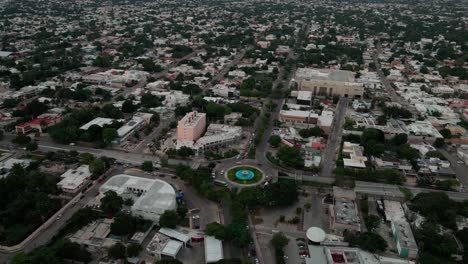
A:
227,166,263,184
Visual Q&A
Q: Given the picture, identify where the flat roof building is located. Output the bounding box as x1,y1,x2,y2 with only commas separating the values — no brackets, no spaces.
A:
99,174,176,222
57,165,91,194
294,68,364,98
146,232,183,259
116,114,151,143
383,200,418,260
342,142,367,169
330,187,361,233
68,218,117,250
205,236,223,263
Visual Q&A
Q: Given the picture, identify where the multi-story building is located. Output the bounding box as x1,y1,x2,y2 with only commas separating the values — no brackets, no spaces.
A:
294,68,364,98
57,165,92,195
177,111,206,142
177,124,242,154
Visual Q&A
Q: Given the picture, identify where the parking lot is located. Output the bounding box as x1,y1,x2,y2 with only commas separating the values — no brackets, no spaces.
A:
252,186,332,264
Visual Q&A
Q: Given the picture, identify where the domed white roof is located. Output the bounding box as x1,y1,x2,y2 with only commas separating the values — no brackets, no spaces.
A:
306,227,326,243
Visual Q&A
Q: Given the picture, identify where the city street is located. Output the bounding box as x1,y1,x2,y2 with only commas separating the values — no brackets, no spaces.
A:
440,148,468,186
320,98,349,178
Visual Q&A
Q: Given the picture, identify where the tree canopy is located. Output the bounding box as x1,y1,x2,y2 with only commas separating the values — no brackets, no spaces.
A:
100,191,123,215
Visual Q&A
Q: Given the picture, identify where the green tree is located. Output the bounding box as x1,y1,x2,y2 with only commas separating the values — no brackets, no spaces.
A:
396,144,419,161
140,93,161,108
412,192,466,229
415,221,458,263
433,138,445,148
344,232,387,253
25,141,38,151
238,187,265,208
226,223,251,247
298,126,324,138
264,181,298,207
12,134,31,145
107,242,126,259
205,222,227,240
126,243,142,257
101,104,124,119
177,146,195,157
141,161,154,172
122,100,137,113
268,135,281,147
391,133,408,146
100,191,123,215
364,215,380,231
90,158,107,176
271,232,289,249
102,128,118,145
54,239,92,263
440,128,452,139
277,146,304,168
159,210,178,228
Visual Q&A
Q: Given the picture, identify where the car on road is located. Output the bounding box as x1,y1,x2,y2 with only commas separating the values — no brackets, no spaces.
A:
214,179,228,187
56,214,62,220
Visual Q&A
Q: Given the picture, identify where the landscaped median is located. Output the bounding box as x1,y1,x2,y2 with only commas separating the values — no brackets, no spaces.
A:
226,165,264,185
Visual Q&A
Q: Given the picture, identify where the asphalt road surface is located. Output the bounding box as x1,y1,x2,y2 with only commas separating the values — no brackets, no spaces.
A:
320,98,349,178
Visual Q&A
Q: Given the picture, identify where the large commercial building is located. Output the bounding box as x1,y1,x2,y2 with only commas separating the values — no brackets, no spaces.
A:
177,111,206,142
99,174,176,222
177,124,242,154
294,68,364,98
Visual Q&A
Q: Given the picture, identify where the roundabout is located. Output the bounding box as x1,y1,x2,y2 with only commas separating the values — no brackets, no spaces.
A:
226,165,264,186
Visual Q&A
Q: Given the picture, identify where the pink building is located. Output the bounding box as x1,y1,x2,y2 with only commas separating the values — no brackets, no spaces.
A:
177,111,206,141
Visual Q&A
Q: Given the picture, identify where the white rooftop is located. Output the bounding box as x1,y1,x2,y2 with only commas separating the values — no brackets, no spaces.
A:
117,117,145,137
205,236,223,263
80,117,118,130
161,239,183,257
306,227,326,243
100,175,176,221
295,68,356,83
57,165,91,191
159,227,190,244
